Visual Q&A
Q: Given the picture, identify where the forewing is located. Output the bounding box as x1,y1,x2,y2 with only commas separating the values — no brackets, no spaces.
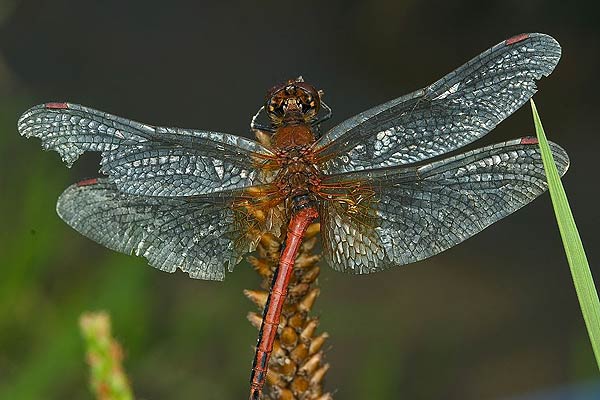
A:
56,178,254,280
320,138,569,273
18,103,273,197
316,33,561,174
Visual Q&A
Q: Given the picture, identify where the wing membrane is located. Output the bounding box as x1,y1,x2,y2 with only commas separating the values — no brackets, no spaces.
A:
56,178,255,280
18,103,273,197
316,33,561,174
320,138,569,273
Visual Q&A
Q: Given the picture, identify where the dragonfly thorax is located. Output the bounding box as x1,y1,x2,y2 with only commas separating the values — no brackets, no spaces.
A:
272,122,316,148
273,145,322,199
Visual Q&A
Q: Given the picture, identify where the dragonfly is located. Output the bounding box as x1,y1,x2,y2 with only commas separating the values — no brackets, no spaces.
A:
18,33,569,399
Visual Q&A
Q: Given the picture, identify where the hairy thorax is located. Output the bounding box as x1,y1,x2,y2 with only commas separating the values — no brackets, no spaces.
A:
271,123,321,199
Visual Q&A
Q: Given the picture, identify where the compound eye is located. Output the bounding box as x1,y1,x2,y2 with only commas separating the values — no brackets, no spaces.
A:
299,91,319,119
301,96,314,112
268,103,281,115
267,98,285,121
266,82,286,100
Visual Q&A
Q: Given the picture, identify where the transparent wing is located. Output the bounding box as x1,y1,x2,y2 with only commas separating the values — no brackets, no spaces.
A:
56,178,255,280
316,33,561,174
319,138,569,273
19,103,273,197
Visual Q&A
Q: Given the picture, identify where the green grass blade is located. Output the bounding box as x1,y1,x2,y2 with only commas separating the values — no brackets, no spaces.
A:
531,99,600,371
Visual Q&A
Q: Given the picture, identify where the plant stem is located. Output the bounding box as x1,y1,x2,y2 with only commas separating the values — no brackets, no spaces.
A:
79,311,134,400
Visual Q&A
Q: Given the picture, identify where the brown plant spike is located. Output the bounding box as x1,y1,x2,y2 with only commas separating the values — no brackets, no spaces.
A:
245,223,333,400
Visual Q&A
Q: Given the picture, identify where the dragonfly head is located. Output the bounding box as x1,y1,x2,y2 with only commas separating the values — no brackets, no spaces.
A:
265,77,321,126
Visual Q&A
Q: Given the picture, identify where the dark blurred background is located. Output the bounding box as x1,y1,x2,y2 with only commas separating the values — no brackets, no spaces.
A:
0,0,599,399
